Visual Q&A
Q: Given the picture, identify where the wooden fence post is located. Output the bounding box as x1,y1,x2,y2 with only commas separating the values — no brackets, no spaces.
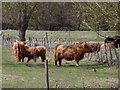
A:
104,42,108,64
114,47,119,62
0,31,2,46
45,59,49,90
118,45,120,88
45,32,50,51
100,49,103,63
108,47,112,66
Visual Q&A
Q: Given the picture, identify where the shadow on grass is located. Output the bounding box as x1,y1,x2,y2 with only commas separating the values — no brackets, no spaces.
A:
2,62,45,68
52,63,110,69
3,61,111,70
25,63,45,68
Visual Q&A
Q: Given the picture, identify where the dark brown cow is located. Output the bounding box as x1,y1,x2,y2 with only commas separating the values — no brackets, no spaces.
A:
54,42,91,66
13,41,29,62
36,46,47,62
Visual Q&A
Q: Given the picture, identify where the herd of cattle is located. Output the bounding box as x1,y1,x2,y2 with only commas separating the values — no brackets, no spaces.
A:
13,36,120,66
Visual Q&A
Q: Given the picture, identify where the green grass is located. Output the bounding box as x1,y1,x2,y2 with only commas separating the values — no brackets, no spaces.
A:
2,46,118,88
1,30,119,88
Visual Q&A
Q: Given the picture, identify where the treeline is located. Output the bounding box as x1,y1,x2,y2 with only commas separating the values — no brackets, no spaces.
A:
2,2,118,31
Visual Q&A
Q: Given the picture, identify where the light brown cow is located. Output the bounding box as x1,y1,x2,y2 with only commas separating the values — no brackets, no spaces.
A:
13,41,29,62
54,42,91,66
101,41,115,49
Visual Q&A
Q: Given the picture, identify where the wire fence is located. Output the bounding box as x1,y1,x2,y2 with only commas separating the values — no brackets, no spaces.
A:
2,32,76,51
1,32,120,66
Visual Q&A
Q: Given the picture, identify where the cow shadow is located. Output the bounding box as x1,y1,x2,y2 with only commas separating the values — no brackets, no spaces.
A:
62,63,109,69
25,63,45,68
2,62,45,68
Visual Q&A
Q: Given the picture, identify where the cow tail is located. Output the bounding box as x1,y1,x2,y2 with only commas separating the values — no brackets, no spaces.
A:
17,44,21,62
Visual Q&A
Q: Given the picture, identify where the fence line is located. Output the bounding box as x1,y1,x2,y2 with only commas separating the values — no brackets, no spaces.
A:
2,33,120,66
2,33,76,51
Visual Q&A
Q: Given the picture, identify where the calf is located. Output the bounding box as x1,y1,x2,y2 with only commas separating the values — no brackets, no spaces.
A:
36,46,47,62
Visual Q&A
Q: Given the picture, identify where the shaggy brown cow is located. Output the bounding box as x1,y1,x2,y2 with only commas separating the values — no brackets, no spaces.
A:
36,46,46,62
54,42,91,66
27,46,47,62
26,47,38,63
13,41,29,62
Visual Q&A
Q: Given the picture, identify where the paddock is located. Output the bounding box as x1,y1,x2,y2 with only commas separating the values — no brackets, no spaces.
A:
1,30,119,88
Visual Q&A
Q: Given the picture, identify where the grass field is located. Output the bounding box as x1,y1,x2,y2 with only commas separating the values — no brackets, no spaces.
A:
1,30,117,42
1,30,119,88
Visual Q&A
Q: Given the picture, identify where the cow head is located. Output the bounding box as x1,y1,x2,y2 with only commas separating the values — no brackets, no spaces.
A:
24,44,30,49
77,41,91,53
15,40,29,49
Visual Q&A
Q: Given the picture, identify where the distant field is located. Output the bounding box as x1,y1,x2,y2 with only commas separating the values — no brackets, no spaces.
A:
1,30,117,42
1,30,118,88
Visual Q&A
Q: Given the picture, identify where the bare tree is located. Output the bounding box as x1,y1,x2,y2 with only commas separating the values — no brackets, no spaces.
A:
2,2,37,41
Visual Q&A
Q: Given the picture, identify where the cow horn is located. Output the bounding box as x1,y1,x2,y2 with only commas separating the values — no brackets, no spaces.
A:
15,40,19,42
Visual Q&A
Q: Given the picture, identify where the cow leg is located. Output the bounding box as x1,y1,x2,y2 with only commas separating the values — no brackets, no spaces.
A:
75,60,79,66
16,56,19,62
40,55,46,62
58,59,62,66
22,57,24,62
16,56,21,62
27,58,30,63
55,59,58,66
18,57,21,62
33,57,36,62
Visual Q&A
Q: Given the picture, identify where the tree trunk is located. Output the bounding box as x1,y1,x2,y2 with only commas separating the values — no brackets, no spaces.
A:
18,3,37,41
19,19,29,41
77,22,81,30
19,29,26,41
118,1,120,35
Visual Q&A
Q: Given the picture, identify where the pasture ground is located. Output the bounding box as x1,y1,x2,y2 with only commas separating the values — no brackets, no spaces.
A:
1,30,119,88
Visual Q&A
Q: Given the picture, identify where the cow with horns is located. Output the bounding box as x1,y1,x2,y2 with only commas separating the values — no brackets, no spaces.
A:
13,40,47,62
13,40,29,62
105,36,120,48
54,41,100,66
